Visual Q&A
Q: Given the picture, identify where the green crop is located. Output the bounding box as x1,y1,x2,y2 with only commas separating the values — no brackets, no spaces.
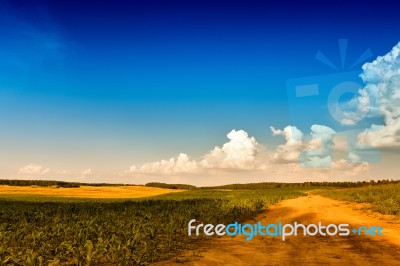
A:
0,188,304,265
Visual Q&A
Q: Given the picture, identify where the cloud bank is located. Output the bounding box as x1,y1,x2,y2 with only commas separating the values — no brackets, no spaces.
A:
129,125,367,177
129,130,262,174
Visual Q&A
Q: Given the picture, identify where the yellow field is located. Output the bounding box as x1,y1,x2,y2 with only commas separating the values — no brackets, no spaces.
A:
0,185,183,198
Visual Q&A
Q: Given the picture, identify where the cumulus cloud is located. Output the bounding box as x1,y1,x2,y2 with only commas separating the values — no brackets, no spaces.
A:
336,88,373,126
307,125,336,153
269,125,372,174
355,42,400,148
270,126,303,163
128,126,369,178
201,130,259,169
270,124,337,168
301,125,336,168
18,163,50,175
129,130,262,175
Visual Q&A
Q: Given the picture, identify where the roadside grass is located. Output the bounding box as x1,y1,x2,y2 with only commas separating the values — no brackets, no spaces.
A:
316,183,400,215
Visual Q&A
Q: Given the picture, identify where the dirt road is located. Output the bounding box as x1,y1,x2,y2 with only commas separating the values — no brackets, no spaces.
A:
159,195,400,265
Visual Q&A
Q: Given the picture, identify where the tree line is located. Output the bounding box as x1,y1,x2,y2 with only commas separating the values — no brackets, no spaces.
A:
1,179,398,190
146,180,400,190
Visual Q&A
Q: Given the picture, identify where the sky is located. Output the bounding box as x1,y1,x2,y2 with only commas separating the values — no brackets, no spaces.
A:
1,0,400,185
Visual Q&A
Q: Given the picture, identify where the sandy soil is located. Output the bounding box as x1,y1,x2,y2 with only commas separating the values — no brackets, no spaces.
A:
0,185,183,198
158,195,400,265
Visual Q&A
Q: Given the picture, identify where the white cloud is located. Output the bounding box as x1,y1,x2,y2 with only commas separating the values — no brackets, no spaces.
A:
128,125,367,178
307,125,336,152
130,153,199,175
336,88,373,125
267,123,369,173
300,125,336,168
129,130,261,175
270,126,303,163
18,163,50,175
270,124,337,168
201,130,259,169
355,42,400,148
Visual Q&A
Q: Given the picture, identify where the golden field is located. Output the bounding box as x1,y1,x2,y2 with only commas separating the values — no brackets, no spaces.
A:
0,185,183,198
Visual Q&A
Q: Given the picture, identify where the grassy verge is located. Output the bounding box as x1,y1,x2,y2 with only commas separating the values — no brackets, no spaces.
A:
316,183,400,215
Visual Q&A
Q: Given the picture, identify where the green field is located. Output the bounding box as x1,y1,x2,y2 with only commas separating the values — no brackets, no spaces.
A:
0,188,305,265
317,183,400,215
2,180,399,265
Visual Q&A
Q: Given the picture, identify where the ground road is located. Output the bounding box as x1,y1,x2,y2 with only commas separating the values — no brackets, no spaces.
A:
158,195,400,266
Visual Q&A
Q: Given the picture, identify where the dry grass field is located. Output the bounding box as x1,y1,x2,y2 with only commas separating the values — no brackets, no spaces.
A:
0,185,183,198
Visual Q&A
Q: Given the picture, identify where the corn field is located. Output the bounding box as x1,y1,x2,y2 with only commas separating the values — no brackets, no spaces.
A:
0,188,304,265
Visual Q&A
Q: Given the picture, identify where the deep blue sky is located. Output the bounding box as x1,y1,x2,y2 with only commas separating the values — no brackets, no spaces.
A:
0,0,399,180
